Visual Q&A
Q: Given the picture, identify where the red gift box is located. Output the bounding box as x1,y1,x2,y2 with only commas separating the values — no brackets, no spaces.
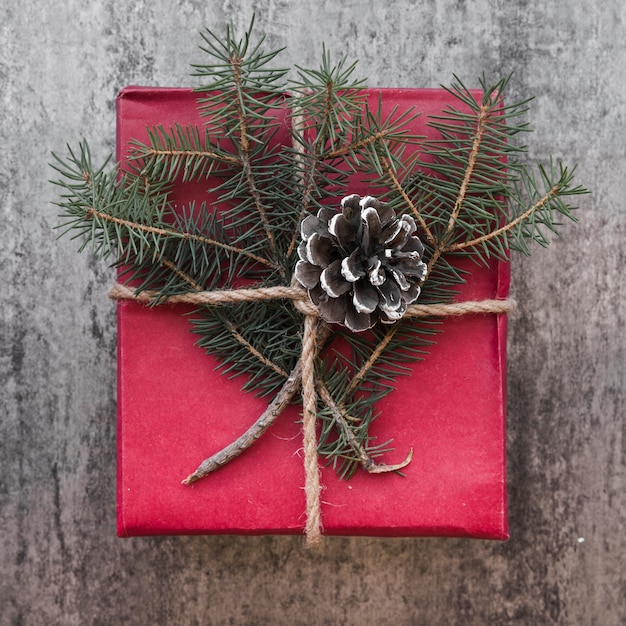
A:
116,86,510,539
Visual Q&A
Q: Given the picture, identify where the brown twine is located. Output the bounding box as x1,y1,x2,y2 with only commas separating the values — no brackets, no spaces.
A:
110,283,516,318
111,281,515,545
109,283,305,306
301,314,323,547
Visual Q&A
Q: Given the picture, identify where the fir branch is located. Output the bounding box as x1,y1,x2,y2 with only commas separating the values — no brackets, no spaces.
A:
443,103,490,236
241,148,279,261
291,46,367,153
380,155,436,246
141,145,238,164
324,129,389,159
284,102,312,260
193,16,288,98
128,124,241,182
85,207,278,270
452,161,584,256
285,48,367,257
225,320,290,379
191,15,290,272
332,83,500,395
451,183,560,252
345,325,401,398
231,50,279,260
158,256,202,291
192,303,301,398
316,381,412,474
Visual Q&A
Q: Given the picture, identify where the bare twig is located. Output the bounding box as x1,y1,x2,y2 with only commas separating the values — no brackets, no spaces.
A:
182,358,302,484
182,322,332,484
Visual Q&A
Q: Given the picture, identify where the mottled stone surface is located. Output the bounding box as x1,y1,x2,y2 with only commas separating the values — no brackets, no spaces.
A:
1,1,624,624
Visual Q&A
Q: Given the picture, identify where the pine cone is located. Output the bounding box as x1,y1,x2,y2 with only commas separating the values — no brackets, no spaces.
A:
295,194,427,332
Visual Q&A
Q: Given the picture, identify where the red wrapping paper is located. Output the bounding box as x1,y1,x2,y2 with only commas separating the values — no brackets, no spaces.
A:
116,87,510,539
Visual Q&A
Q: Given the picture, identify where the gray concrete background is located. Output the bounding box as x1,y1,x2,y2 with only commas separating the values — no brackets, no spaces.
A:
1,0,623,624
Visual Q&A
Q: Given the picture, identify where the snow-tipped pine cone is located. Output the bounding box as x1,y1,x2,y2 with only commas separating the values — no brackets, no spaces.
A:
295,194,428,332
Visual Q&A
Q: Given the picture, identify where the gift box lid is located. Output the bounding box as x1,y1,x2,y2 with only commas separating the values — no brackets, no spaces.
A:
116,86,510,539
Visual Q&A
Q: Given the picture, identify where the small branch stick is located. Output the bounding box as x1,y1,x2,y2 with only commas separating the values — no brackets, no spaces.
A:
182,359,303,484
181,323,332,485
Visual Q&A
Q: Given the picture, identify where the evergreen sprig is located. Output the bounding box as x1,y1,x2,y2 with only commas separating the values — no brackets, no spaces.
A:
51,18,588,480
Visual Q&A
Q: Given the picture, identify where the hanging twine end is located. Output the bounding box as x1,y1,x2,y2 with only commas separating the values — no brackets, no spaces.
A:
304,527,323,548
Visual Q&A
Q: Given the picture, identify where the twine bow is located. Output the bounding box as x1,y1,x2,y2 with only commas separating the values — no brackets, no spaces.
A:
110,281,515,547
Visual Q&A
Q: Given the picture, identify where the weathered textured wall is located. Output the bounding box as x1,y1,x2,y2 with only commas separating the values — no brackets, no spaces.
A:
1,0,623,624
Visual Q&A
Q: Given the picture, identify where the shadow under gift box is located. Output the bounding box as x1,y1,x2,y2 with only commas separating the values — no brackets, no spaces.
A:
116,86,510,539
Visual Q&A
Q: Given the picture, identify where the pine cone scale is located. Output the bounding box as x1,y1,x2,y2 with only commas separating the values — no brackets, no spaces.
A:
320,259,352,298
353,280,379,314
341,248,366,282
305,233,335,266
295,260,322,288
328,213,355,249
